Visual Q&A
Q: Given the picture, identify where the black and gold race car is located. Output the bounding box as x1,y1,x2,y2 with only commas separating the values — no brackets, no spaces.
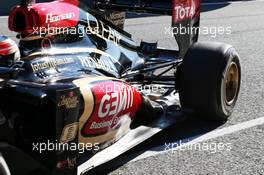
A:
0,0,241,174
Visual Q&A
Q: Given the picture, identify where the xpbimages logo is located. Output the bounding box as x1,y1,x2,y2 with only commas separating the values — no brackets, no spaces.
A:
165,140,232,154
32,140,100,154
98,82,166,95
164,24,232,38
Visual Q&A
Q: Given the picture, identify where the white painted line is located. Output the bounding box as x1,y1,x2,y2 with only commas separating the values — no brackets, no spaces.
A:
78,125,162,174
131,117,264,162
201,0,264,6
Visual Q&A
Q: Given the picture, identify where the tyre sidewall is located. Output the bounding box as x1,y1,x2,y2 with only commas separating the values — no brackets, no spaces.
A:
218,48,241,119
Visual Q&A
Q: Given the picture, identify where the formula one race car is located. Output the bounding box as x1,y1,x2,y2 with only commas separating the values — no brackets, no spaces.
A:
0,0,241,174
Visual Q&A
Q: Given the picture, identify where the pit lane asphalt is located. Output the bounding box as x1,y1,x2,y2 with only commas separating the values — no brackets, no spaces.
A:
1,0,264,174
111,1,264,174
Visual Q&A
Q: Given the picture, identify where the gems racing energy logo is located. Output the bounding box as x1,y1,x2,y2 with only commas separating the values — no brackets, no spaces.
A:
81,81,142,137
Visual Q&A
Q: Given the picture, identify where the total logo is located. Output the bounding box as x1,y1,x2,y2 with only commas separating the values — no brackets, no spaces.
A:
174,3,196,20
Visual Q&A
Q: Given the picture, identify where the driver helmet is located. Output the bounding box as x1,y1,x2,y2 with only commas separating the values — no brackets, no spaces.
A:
0,35,20,67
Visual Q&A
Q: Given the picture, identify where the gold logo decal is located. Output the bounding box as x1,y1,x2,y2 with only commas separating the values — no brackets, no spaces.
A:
58,91,79,109
60,123,79,143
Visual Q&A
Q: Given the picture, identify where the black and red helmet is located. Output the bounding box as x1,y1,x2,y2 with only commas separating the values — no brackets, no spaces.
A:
0,35,20,67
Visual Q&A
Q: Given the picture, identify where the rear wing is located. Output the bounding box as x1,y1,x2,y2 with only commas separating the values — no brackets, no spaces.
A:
93,0,201,58
94,0,172,15
18,0,200,58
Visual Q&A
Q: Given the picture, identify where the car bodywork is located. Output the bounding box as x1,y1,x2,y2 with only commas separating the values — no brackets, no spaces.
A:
0,0,203,174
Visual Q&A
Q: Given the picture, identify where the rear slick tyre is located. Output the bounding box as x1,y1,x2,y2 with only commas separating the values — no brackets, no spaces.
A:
179,42,241,121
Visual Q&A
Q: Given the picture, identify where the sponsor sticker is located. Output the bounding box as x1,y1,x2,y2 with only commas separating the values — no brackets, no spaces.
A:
60,122,79,143
81,81,142,136
58,91,79,109
31,57,74,72
46,12,76,23
172,0,200,23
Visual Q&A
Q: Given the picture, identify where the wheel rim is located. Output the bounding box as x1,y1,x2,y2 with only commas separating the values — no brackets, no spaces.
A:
224,61,239,106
